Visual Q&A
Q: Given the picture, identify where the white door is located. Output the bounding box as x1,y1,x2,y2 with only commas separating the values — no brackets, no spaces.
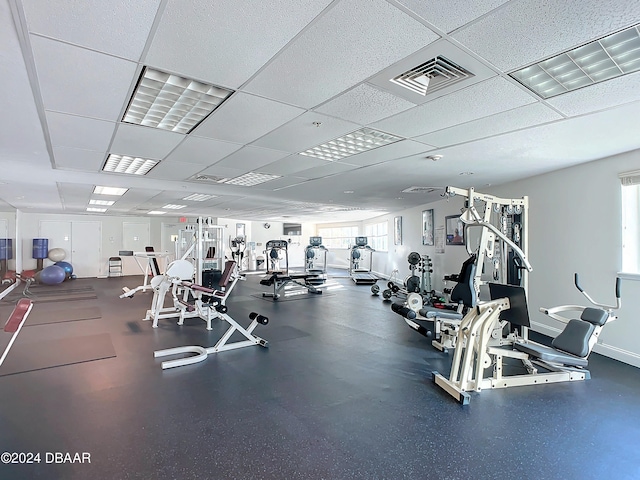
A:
39,221,72,266
71,222,102,278
161,222,179,258
122,223,150,276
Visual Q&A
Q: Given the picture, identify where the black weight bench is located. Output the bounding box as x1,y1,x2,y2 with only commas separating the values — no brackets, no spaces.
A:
261,272,321,300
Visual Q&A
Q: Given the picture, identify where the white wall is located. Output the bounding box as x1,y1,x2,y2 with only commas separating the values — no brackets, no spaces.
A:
217,218,316,269
364,201,471,290
18,212,183,276
487,149,640,367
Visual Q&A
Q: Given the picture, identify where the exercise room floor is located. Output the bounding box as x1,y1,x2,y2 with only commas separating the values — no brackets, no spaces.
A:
1,273,639,480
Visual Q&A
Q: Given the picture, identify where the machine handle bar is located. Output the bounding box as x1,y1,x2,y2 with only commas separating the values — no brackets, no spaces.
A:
574,273,621,310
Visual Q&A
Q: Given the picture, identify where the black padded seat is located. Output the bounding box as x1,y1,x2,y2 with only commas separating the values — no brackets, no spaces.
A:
419,306,463,321
581,307,608,326
514,341,589,368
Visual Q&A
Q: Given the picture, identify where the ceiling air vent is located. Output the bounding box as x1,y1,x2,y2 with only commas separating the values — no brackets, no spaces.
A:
191,174,228,183
401,186,440,194
391,56,473,96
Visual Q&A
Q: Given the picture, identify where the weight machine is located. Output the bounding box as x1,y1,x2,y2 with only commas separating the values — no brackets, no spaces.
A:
175,217,225,286
433,274,621,405
119,247,173,298
304,236,327,285
145,260,269,370
391,186,532,352
349,237,378,285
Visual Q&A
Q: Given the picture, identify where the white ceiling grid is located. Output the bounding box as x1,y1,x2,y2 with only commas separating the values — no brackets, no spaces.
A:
0,0,638,220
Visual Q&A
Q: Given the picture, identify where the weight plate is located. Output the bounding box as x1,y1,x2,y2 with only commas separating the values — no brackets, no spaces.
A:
407,252,421,265
407,293,423,312
405,275,421,293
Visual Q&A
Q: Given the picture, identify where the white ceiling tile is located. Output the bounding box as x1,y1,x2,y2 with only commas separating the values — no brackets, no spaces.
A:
164,136,242,165
0,4,49,165
192,93,304,144
546,72,640,116
415,103,563,147
452,0,640,71
314,84,416,124
46,112,115,152
414,100,640,186
371,77,536,137
395,0,510,33
145,161,207,181
334,139,435,167
257,154,328,176
110,123,185,160
194,165,251,178
30,35,137,121
244,0,439,107
145,0,333,88
22,0,161,61
113,189,164,208
214,146,290,170
295,161,360,180
53,146,105,172
252,112,360,152
252,176,308,191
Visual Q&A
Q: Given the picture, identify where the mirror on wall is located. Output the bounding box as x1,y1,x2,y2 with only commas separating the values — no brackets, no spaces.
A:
0,202,17,294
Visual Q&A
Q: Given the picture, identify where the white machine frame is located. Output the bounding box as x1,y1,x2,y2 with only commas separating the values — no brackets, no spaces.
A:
119,250,173,298
434,275,621,404
432,185,531,350
154,312,268,369
143,259,269,369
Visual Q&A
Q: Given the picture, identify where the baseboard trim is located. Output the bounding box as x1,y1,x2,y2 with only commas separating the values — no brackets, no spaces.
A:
592,343,640,368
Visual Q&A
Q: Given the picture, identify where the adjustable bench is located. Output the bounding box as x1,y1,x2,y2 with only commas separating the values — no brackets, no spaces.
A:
260,272,321,300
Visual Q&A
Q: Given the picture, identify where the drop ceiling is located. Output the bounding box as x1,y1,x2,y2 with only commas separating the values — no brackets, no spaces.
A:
1,0,639,222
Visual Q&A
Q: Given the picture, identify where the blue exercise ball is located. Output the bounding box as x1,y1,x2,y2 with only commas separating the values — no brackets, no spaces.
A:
54,261,73,278
40,265,66,285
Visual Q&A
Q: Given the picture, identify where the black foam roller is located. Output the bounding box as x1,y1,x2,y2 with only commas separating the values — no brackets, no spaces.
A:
391,302,416,320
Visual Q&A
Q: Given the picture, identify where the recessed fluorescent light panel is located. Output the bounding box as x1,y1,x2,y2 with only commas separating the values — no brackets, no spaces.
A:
299,128,403,161
103,154,158,175
147,211,166,215
224,172,281,186
122,67,234,134
86,207,107,213
182,193,217,201
510,24,640,99
93,186,128,196
162,204,186,210
89,199,115,206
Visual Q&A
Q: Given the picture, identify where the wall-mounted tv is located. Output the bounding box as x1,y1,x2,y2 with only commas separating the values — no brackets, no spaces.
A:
283,223,302,236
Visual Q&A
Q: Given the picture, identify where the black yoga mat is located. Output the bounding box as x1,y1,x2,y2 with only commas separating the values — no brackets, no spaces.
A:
24,306,102,327
0,333,116,376
2,287,97,304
